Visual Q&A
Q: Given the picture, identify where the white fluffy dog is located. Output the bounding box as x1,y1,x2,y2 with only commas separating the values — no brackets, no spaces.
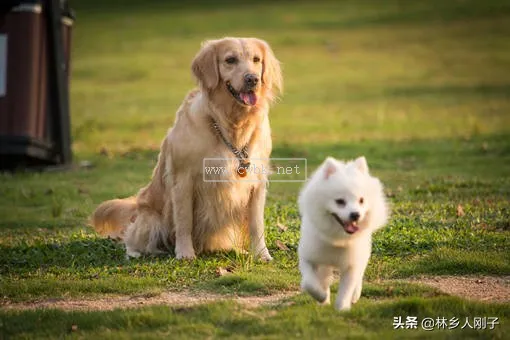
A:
298,156,389,311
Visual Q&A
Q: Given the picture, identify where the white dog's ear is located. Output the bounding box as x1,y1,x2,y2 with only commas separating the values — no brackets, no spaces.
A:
192,40,220,91
323,157,337,179
255,39,283,99
354,156,369,174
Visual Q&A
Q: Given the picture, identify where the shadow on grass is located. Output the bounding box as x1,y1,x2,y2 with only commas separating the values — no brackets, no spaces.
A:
0,238,128,274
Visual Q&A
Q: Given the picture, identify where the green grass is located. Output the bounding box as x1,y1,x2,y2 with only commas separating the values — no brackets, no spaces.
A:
1,294,509,339
1,0,509,338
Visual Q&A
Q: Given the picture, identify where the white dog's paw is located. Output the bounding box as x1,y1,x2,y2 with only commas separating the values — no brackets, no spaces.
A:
319,289,331,305
334,299,352,311
351,283,362,304
352,291,361,304
301,280,328,304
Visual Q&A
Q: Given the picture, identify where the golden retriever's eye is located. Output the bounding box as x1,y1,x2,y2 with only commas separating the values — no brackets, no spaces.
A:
225,56,238,64
359,197,364,204
335,199,346,206
253,56,261,63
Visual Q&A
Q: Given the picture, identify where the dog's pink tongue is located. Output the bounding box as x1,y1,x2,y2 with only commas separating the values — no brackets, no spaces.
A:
240,92,257,106
344,223,359,234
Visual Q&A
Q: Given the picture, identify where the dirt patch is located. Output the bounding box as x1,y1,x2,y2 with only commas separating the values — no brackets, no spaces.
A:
2,276,508,312
410,275,510,303
0,291,299,312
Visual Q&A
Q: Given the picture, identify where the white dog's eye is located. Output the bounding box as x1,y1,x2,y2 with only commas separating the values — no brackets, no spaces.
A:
335,198,346,206
253,56,261,63
359,197,364,204
225,56,238,64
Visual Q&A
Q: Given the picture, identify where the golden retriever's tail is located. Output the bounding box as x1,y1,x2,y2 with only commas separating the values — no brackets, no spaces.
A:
90,197,137,240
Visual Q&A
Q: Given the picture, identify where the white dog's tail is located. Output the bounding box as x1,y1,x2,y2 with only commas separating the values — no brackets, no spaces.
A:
90,197,137,240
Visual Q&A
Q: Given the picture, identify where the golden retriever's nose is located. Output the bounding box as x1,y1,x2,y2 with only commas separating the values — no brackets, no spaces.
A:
244,73,259,88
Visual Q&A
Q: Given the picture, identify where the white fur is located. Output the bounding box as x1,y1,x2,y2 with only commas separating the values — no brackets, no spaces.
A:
298,156,389,311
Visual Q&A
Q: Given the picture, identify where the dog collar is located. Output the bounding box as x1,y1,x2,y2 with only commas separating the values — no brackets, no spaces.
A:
209,117,250,177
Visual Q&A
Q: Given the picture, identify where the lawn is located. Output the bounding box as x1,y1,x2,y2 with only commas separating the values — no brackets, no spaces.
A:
1,0,509,338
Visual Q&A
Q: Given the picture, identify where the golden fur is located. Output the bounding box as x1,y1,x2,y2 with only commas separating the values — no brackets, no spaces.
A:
91,37,282,260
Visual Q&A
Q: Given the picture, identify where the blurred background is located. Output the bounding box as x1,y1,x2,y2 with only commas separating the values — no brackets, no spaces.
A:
70,0,510,155
1,0,508,217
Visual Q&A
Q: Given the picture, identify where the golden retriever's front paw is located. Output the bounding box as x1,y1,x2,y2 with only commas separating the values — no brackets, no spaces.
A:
254,248,273,262
125,246,141,259
175,247,196,260
260,253,273,262
176,252,196,260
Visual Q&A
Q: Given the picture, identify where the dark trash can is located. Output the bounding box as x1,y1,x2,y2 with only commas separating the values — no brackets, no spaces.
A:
0,0,73,170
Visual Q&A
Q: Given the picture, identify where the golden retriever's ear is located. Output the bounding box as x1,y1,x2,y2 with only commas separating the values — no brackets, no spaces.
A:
256,39,283,98
192,40,219,91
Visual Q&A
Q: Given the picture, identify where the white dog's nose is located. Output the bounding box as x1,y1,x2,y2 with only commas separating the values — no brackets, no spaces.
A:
349,212,360,221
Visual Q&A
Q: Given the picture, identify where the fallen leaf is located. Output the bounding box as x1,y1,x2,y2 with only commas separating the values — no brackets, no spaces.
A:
78,187,89,194
99,147,110,157
275,240,289,251
79,160,94,169
243,310,264,320
277,222,288,232
325,41,340,54
279,301,295,307
216,267,231,277
20,188,32,199
456,204,465,217
173,307,193,313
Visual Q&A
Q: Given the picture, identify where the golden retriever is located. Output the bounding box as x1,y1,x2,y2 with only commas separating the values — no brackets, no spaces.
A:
91,37,282,260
